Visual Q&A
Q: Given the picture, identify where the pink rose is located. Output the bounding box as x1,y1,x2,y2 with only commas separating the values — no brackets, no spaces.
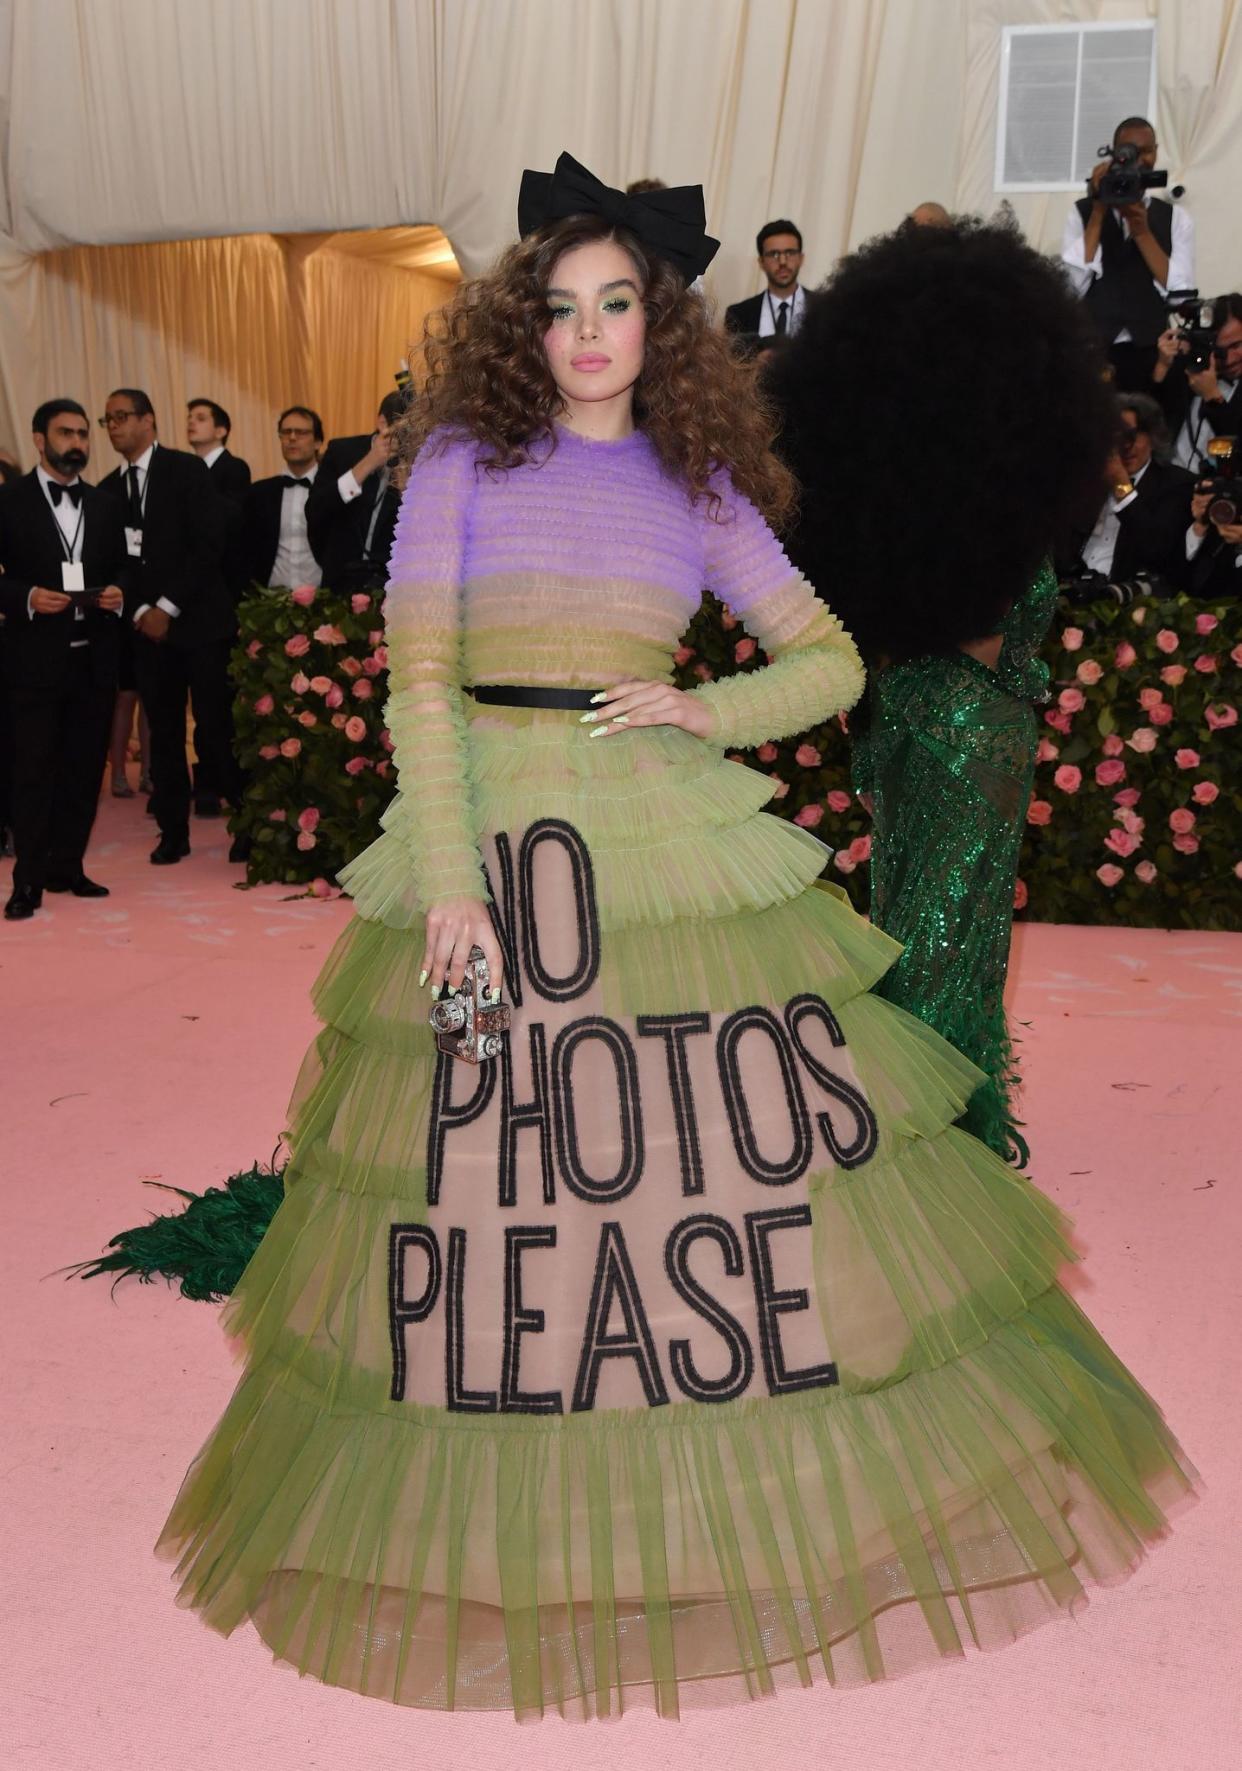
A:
1194,654,1218,675
847,835,872,864
793,803,823,828
1044,709,1072,735
1155,628,1179,654
258,744,279,760
352,678,374,700
1195,612,1219,635
756,741,778,763
769,775,789,800
379,729,395,752
331,714,347,729
309,877,334,898
1172,833,1200,855
296,831,316,851
1192,780,1219,805
375,759,391,778
720,609,738,631
284,633,311,658
1236,863,1242,880
1232,646,1242,668
1135,860,1157,884
325,683,345,709
1104,828,1140,857
1101,734,1125,757
344,716,367,742
1138,687,1163,711
296,709,317,728
673,645,694,667
1036,738,1059,763
1114,642,1138,669
1148,701,1173,726
362,654,384,678
1096,864,1124,888
289,671,311,695
344,756,370,776
1205,703,1238,730
1053,764,1082,794
290,584,317,607
246,638,263,658
297,807,320,833
351,593,372,614
734,637,757,664
279,737,301,758
794,743,822,768
368,630,384,646
1076,659,1103,685
833,852,857,875
1118,808,1144,836
308,674,332,694
1126,727,1157,753
826,789,852,813
1026,799,1053,827
693,662,715,682
1113,788,1141,808
1095,758,1126,787
1013,878,1028,910
1061,627,1084,652
253,692,275,715
1058,686,1085,713
1160,664,1186,686
340,656,363,678
1174,747,1200,770
1168,808,1197,834
313,623,347,645
267,808,287,822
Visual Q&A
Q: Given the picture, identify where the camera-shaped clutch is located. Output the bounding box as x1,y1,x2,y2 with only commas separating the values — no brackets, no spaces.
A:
428,945,511,1064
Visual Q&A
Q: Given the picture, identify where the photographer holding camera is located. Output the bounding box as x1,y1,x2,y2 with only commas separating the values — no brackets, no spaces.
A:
1061,117,1193,389
1185,438,1242,597
1153,291,1242,472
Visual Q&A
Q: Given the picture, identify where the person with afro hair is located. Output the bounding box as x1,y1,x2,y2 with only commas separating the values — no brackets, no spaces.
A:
768,216,1116,1161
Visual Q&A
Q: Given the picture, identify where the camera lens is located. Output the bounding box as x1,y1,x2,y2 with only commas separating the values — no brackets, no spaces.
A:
430,998,467,1034
1208,496,1239,527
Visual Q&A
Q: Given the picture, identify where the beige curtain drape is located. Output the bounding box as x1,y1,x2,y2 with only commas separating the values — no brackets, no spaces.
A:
2,0,1240,459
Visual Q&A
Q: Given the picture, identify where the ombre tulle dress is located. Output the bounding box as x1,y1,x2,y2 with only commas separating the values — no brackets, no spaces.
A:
159,428,1194,1719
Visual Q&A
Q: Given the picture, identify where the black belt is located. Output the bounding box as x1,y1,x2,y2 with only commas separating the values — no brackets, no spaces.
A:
468,683,598,711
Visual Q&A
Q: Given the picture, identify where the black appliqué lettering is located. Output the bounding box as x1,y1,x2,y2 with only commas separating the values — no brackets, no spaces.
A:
784,993,879,1171
498,1019,555,1207
551,1017,645,1202
444,1227,498,1413
483,833,523,1009
664,1214,754,1403
744,1206,838,1395
426,1046,497,1206
500,1226,562,1414
716,1006,813,1186
637,1012,711,1196
387,1224,442,1402
518,819,601,1002
572,1222,669,1411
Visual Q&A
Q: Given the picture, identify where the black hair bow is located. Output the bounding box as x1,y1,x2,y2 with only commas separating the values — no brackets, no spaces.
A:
518,152,720,284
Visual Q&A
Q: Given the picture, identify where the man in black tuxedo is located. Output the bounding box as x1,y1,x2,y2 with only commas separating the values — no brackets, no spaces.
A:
186,397,251,815
724,220,808,358
306,392,405,590
245,405,324,589
0,400,130,919
1067,394,1194,589
1151,293,1242,473
98,388,236,865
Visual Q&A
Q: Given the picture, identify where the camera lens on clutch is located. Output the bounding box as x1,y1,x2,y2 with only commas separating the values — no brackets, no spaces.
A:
429,997,468,1035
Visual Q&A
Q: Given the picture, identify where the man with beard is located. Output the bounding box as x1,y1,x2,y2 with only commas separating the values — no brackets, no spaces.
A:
0,400,130,919
725,220,808,357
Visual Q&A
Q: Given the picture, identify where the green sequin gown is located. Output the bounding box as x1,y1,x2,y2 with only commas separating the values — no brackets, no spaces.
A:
851,563,1059,1164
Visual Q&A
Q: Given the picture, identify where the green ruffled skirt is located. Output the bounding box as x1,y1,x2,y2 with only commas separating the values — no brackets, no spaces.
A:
158,711,1195,1719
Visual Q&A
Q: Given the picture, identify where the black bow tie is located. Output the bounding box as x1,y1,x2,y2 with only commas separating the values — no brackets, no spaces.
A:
49,481,83,508
281,475,313,490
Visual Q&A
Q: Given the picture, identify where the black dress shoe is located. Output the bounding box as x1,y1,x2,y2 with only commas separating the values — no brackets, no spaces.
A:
4,885,42,920
194,793,223,818
150,838,191,866
227,833,252,864
45,874,111,898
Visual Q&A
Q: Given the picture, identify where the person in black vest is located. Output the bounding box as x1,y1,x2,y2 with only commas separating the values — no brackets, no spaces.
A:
186,397,251,816
724,220,808,357
1151,292,1242,472
1065,393,1194,593
1061,116,1194,390
306,393,404,590
99,388,237,865
245,405,324,589
0,400,130,919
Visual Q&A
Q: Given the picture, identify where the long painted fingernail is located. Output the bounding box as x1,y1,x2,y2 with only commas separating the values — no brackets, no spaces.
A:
487,987,501,1003
589,724,610,738
418,968,428,987
590,690,608,703
612,715,629,725
579,710,599,723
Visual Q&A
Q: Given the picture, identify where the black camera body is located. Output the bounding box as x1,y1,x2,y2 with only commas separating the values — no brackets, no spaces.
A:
1092,140,1168,206
1198,440,1242,527
1168,290,1217,374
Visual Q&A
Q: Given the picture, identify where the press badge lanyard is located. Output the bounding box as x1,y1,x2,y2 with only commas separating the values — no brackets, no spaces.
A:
48,492,86,595
125,455,149,558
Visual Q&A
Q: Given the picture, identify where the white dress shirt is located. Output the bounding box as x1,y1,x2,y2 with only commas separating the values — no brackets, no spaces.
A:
126,442,181,623
756,284,807,339
271,462,321,588
201,444,225,470
1172,379,1237,472
1060,197,1194,342
1082,459,1148,577
337,458,391,559
33,465,96,645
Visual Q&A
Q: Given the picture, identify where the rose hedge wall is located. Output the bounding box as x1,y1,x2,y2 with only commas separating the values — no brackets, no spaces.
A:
232,583,1240,929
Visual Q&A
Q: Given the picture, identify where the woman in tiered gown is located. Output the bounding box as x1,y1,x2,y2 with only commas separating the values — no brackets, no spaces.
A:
157,157,1194,1720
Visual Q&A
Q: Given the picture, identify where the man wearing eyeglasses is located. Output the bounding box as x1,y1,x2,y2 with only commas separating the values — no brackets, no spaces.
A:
244,406,325,591
725,221,808,354
98,388,235,866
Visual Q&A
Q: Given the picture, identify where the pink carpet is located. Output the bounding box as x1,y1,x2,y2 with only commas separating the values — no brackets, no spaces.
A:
4,792,1238,1770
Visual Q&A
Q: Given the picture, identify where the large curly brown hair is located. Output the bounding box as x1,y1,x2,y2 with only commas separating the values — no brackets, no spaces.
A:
397,214,794,525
